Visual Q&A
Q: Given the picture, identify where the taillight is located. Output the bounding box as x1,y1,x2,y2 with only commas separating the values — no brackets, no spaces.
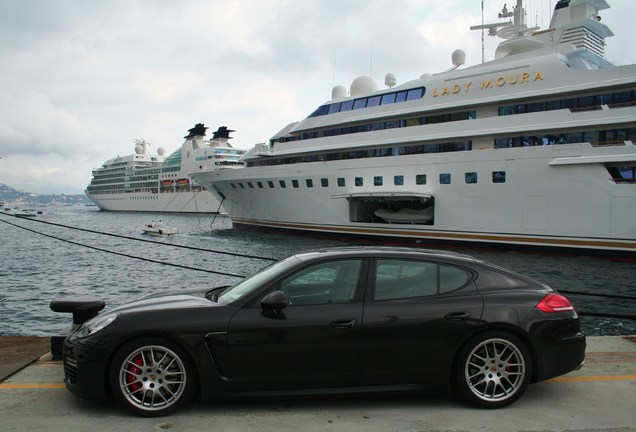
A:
536,293,574,313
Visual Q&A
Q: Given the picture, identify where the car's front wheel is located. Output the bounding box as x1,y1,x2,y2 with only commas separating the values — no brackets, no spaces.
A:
109,337,196,416
453,331,532,408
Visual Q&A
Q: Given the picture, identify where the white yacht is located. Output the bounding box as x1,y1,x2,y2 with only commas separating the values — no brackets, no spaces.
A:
86,124,245,213
190,0,636,256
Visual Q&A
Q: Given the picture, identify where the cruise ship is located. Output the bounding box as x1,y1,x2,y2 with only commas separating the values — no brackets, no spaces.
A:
190,0,636,256
86,124,245,213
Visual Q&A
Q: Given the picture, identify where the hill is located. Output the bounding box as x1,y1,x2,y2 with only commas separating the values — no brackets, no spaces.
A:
0,183,89,206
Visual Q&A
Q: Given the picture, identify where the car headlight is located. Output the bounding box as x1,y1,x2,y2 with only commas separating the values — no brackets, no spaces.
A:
75,313,120,338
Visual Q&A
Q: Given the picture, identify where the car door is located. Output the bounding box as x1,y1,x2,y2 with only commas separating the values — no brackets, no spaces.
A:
360,258,484,386
226,258,365,392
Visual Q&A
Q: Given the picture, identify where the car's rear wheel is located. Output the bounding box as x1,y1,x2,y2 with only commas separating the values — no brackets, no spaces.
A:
453,331,532,408
109,337,196,416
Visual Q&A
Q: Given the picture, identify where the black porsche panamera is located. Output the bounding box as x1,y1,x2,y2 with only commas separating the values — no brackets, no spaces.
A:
62,246,585,416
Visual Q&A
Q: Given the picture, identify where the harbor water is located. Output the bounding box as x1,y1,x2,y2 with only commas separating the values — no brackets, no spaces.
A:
0,205,634,337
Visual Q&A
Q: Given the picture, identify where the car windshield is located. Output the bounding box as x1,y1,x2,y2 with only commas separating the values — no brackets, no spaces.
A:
216,256,301,304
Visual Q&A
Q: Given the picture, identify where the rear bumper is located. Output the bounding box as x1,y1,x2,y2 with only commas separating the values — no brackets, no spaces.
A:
533,331,586,382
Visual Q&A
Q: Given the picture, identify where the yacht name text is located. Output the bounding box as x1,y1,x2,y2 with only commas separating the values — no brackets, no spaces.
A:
432,70,545,97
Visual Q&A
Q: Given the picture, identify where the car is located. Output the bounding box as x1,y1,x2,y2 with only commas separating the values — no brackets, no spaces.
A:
61,246,585,416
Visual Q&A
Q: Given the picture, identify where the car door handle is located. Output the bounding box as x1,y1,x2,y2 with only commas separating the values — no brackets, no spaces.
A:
445,312,471,321
329,319,357,329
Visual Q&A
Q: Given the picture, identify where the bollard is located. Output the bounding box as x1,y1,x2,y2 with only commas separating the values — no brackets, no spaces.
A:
49,296,105,360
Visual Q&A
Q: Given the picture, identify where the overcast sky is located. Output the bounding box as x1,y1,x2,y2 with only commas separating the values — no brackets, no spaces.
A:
1,0,634,195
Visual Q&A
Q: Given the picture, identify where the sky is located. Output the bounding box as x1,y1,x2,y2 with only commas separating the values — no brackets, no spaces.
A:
1,0,635,195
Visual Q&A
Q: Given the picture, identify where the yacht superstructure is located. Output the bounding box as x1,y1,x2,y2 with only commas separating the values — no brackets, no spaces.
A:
190,0,636,256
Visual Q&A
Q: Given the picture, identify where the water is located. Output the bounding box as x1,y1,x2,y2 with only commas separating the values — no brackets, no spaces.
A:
0,205,634,337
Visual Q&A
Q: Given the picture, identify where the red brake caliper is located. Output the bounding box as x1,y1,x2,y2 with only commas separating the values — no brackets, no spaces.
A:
126,354,144,392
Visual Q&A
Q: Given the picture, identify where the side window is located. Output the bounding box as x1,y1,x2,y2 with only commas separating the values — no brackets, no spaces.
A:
278,259,362,305
374,260,470,300
374,260,437,300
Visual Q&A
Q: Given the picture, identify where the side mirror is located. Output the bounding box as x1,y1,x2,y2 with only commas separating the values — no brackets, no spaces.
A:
261,291,288,311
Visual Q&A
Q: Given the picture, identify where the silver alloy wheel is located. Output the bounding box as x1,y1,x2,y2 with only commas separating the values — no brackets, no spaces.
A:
118,345,187,412
464,337,526,402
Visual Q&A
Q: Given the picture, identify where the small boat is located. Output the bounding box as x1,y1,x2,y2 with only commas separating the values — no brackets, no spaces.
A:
142,222,180,236
14,209,37,218
374,207,434,224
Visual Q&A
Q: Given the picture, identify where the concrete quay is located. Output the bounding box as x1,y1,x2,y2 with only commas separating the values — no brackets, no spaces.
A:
0,336,634,432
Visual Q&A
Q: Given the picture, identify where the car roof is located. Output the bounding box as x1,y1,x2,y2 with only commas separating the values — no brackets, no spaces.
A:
293,246,480,264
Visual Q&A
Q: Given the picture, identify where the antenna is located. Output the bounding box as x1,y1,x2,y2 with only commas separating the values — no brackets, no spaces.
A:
481,0,485,63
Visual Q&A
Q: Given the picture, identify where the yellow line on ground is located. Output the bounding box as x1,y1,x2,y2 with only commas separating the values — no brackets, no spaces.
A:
0,383,66,389
547,375,636,383
0,376,635,389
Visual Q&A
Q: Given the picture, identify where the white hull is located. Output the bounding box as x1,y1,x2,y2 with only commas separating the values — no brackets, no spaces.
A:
193,141,636,255
87,190,222,213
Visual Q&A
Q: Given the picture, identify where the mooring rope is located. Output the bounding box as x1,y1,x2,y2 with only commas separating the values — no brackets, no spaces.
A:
0,214,278,278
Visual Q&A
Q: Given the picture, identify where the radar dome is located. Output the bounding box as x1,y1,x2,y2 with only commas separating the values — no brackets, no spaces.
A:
134,145,143,154
451,49,466,67
331,85,348,100
157,147,165,156
350,75,379,97
385,73,396,88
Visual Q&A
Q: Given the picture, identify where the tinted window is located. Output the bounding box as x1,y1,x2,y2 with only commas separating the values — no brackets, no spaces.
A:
367,96,381,107
374,260,470,300
279,259,362,305
374,260,437,300
439,265,471,293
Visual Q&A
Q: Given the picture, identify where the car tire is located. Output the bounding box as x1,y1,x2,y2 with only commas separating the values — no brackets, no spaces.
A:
109,337,196,416
452,331,532,408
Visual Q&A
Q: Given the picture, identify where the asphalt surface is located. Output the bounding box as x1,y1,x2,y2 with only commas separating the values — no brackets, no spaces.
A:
0,336,634,432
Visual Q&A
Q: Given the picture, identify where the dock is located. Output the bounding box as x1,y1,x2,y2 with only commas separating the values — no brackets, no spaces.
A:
0,336,634,431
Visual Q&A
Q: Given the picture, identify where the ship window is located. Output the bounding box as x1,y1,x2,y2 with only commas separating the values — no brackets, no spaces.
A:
440,173,451,184
406,88,424,100
231,183,237,189
374,176,383,186
247,182,254,188
416,174,427,185
605,164,636,183
381,93,396,105
341,100,354,111
268,181,274,188
355,177,364,187
321,178,329,187
492,171,506,183
292,179,299,188
306,179,314,188
337,178,345,187
328,103,342,114
395,91,408,102
279,180,287,188
353,99,367,110
394,175,404,186
257,182,264,188
239,183,245,189
465,172,478,184
367,96,381,107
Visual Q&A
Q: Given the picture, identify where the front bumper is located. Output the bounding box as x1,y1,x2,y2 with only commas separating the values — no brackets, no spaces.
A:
62,336,114,401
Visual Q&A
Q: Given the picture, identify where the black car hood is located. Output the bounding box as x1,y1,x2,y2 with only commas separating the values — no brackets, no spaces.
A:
107,289,217,315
